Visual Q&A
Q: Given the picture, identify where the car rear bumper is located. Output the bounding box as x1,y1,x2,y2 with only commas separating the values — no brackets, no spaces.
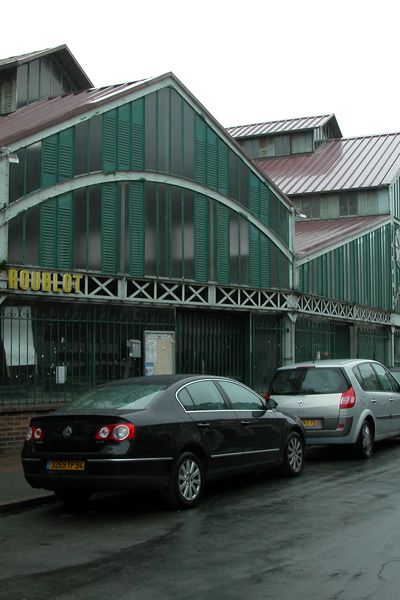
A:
22,456,173,493
303,417,355,445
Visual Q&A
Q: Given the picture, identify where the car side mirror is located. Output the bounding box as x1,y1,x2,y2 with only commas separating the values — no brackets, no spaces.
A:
265,398,278,410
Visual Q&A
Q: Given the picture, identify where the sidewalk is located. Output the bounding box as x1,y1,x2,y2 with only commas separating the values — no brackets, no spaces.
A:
0,452,54,513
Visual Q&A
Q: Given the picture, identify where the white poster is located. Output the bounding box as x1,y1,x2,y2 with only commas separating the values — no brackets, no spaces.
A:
1,306,36,366
144,331,175,375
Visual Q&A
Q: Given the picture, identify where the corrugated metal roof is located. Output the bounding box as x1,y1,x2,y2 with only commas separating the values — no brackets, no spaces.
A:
0,44,94,90
295,215,391,259
0,78,156,147
256,134,400,194
227,114,340,138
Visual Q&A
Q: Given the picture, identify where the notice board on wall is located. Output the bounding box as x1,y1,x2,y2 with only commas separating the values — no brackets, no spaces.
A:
144,331,175,376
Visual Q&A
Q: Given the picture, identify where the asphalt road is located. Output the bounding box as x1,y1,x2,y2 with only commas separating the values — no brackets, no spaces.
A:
2,440,400,600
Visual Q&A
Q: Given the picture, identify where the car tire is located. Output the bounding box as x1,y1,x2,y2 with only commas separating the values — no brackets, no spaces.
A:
281,431,305,476
162,452,205,510
354,420,374,459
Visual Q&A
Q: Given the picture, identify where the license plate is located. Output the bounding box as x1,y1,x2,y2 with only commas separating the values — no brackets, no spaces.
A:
47,459,85,471
302,419,320,428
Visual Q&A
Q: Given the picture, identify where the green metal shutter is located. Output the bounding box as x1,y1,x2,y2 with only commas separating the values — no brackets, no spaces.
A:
128,182,145,276
117,104,131,170
194,116,206,185
206,127,217,190
131,98,144,170
194,194,209,282
59,128,74,181
40,199,57,267
249,225,260,287
101,183,120,274
217,140,229,195
260,236,270,288
103,109,117,171
216,204,229,284
41,135,58,187
57,193,73,269
260,185,269,226
249,173,260,218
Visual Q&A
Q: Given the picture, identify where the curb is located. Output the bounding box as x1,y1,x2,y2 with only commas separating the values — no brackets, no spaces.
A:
0,493,55,514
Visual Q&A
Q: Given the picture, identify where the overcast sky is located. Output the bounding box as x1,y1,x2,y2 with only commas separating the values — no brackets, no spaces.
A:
2,0,399,138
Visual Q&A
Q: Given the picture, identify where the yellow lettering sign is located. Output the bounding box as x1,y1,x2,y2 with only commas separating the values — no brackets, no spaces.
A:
7,269,83,295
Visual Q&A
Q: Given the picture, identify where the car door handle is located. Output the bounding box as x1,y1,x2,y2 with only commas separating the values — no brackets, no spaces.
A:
241,421,251,426
197,422,210,429
371,398,377,403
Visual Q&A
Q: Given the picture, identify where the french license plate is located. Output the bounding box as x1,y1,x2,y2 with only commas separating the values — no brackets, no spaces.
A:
47,459,85,471
302,419,320,428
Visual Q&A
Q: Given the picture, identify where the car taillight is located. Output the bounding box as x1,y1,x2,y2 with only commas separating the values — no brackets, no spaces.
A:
95,423,136,442
25,425,44,442
340,387,357,409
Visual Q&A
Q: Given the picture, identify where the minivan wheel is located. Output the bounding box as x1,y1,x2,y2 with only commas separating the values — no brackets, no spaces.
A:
281,431,305,476
355,420,374,459
162,452,204,509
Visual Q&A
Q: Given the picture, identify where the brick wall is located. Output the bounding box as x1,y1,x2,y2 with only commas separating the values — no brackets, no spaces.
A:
0,406,57,455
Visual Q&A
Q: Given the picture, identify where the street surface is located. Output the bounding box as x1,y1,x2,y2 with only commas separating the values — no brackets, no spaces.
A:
2,440,400,600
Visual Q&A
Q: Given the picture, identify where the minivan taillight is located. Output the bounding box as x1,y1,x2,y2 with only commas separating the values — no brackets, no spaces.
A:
340,387,357,409
95,423,136,442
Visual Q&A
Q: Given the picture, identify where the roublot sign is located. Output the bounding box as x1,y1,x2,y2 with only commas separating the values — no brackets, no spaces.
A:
8,269,83,294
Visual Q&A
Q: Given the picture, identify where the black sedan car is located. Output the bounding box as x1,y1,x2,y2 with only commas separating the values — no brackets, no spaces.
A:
22,375,305,509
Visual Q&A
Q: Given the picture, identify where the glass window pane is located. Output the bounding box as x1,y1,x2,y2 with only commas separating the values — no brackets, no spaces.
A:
158,185,167,276
16,64,28,108
219,380,264,410
25,205,40,265
183,190,194,279
8,214,23,263
145,94,157,171
239,217,249,285
372,363,395,391
172,188,183,278
88,186,101,270
28,60,40,103
177,387,195,410
39,57,51,98
144,182,157,275
89,116,103,173
354,363,380,392
9,150,25,202
75,121,88,175
26,142,41,194
185,380,227,410
157,88,169,173
74,188,87,269
183,101,194,179
170,89,183,175
230,212,239,284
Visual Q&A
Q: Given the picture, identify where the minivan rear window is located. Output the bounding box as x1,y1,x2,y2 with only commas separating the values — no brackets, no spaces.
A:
270,367,349,395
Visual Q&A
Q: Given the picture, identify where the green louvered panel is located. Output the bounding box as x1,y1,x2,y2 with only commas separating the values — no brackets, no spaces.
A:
194,117,206,185
216,203,229,284
39,199,57,267
334,247,344,300
128,182,144,276
131,99,144,170
103,109,117,171
217,140,229,195
350,240,360,303
260,235,270,288
302,263,309,292
206,128,217,190
41,135,58,187
364,237,371,305
249,225,260,287
101,183,120,274
194,194,209,282
249,174,260,218
59,128,74,181
260,185,269,226
117,104,131,170
57,193,73,269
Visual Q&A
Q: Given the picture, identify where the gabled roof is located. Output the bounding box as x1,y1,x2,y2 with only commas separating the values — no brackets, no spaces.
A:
0,44,93,90
256,133,400,194
295,215,391,260
0,78,152,147
227,114,342,139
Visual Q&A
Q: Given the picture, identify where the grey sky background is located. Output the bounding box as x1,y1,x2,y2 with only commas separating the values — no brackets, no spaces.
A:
2,0,399,138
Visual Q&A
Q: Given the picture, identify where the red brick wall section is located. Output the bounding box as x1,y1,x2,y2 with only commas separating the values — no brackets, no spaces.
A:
0,407,57,455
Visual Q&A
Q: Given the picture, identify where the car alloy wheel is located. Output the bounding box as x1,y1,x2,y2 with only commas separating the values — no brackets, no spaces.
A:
355,420,374,459
282,432,304,476
163,451,204,509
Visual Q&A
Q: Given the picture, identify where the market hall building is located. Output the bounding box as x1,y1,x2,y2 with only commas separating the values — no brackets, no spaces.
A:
0,46,399,450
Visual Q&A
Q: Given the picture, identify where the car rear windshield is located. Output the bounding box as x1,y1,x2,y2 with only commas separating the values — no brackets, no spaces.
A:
270,367,349,395
63,384,168,411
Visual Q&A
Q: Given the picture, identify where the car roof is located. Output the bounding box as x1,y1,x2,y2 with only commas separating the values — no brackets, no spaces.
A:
98,374,237,387
276,359,382,370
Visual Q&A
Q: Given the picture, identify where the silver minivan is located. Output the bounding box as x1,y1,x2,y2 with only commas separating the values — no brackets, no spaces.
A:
267,359,400,458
